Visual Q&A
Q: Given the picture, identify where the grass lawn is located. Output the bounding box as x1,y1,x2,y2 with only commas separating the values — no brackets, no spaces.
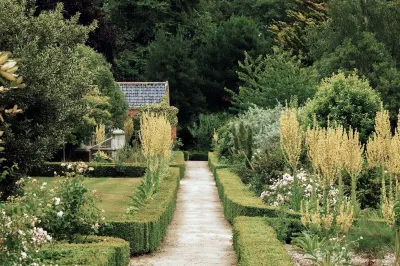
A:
35,177,142,219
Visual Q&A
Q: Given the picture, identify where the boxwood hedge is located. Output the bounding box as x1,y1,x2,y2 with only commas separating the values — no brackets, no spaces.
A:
233,216,293,266
39,236,130,266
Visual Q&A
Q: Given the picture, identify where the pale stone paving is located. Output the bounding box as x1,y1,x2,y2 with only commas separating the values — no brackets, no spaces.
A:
130,161,237,266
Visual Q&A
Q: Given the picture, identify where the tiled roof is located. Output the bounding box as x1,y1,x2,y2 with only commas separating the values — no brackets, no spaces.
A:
117,82,168,108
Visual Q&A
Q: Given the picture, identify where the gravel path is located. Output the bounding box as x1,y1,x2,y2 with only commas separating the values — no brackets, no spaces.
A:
130,161,237,266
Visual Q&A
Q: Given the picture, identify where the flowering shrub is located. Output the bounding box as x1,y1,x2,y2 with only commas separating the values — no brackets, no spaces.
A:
0,178,52,265
260,170,338,208
38,162,102,242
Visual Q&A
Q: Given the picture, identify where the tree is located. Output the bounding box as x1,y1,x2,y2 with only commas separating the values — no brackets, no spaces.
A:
34,0,118,62
144,31,206,126
76,45,128,129
198,16,270,111
107,0,200,80
302,72,381,143
229,49,318,111
306,0,400,120
0,1,95,174
269,0,328,61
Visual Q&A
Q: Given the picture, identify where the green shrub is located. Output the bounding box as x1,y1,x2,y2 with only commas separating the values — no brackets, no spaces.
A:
189,151,209,161
233,216,293,266
32,162,146,177
214,168,300,222
265,217,304,243
39,236,129,266
301,72,381,143
188,113,229,151
99,167,180,255
348,218,394,255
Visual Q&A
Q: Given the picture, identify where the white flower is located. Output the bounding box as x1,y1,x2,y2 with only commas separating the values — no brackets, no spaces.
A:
54,197,61,206
57,211,63,218
359,236,363,240
88,167,94,171
54,171,57,176
67,164,72,169
61,163,66,167
21,251,27,259
273,201,279,207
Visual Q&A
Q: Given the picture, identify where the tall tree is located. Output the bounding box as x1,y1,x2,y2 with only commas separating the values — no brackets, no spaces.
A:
0,1,95,173
144,31,206,126
198,16,270,111
34,0,118,62
306,0,400,120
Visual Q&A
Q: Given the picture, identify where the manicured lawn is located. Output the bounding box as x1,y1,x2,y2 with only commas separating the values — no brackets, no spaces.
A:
35,177,142,219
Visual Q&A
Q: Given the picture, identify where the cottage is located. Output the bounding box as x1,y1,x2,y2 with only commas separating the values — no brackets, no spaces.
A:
117,81,177,139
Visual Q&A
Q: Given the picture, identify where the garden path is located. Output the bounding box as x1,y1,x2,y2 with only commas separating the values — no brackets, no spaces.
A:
130,161,237,266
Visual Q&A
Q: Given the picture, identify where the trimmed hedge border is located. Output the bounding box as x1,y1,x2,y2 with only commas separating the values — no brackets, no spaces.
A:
40,236,130,266
233,216,294,266
170,151,186,179
208,152,228,176
215,168,300,222
99,167,181,255
32,151,186,178
32,162,146,177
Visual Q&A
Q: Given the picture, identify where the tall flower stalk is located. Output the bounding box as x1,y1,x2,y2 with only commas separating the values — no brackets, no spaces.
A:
280,106,302,210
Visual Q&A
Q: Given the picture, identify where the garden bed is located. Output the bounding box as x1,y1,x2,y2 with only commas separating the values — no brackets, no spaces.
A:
99,167,181,255
36,177,143,219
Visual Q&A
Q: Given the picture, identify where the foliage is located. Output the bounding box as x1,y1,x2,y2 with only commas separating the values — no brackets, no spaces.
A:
123,117,134,144
198,16,270,110
93,151,113,163
114,145,145,165
294,231,360,266
95,123,106,151
269,0,328,60
0,52,26,200
135,100,179,127
127,112,172,215
348,218,394,255
76,45,128,130
302,72,381,143
29,162,102,242
306,0,400,120
188,112,228,151
144,31,206,126
0,1,96,175
0,184,52,265
229,50,318,111
280,106,302,172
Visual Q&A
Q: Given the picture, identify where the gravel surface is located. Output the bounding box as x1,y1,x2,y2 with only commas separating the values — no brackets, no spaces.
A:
130,161,237,266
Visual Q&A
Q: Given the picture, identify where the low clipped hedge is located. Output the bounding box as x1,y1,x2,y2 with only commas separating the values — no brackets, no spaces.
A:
233,216,293,266
170,151,186,179
189,151,209,161
32,162,146,177
208,152,228,176
39,236,130,266
99,167,181,255
215,168,300,222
